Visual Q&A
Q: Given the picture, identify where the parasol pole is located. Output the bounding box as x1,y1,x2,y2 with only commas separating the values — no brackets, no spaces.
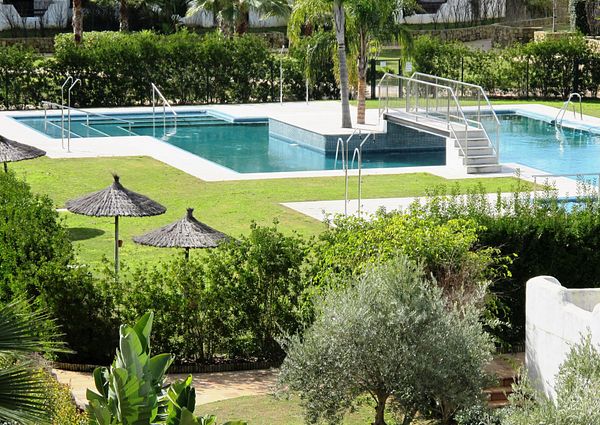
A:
115,216,119,276
3,162,7,173
185,247,190,261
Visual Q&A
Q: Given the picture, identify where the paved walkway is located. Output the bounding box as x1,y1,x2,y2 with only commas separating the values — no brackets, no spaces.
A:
53,368,278,408
54,354,523,409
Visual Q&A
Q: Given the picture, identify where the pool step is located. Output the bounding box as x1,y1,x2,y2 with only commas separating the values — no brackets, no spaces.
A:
466,164,503,173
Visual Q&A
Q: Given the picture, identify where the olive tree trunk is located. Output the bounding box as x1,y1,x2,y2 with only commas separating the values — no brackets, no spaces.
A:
357,28,368,125
332,0,352,129
374,392,389,425
72,0,83,43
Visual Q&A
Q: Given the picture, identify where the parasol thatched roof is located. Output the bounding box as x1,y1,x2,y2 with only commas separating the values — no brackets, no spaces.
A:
0,136,45,163
133,208,228,249
66,174,166,217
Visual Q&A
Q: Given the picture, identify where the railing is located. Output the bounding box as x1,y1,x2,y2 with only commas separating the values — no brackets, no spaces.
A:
60,76,73,150
555,93,583,128
335,128,361,215
532,172,600,199
378,73,478,160
351,133,374,217
151,83,177,138
42,101,134,151
410,71,501,160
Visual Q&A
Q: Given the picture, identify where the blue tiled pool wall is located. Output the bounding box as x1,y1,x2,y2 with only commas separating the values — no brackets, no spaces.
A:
268,119,445,155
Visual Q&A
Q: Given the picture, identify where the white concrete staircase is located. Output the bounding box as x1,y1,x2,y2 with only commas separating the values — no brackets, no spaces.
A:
453,128,501,174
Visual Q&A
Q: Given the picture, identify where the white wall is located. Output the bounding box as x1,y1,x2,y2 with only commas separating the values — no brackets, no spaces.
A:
526,276,600,400
402,0,505,25
182,7,286,28
0,0,68,30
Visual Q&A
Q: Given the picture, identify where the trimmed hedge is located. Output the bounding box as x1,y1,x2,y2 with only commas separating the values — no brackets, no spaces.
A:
0,31,338,109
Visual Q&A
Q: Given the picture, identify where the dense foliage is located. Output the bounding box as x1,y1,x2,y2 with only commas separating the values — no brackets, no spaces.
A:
279,256,494,425
112,222,309,362
0,31,337,109
0,171,116,364
412,34,597,98
502,335,600,424
410,183,600,345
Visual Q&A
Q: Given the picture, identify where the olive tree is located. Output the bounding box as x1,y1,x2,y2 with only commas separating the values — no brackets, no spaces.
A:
278,256,494,425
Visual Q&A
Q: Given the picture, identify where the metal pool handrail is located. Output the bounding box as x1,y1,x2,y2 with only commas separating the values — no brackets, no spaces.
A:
532,171,600,199
555,93,583,128
42,101,135,152
151,83,177,137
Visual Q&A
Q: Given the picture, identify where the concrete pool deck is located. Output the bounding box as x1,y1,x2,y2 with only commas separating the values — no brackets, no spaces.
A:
0,100,570,182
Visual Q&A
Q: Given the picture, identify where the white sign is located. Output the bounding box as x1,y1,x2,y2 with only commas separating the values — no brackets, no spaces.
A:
405,61,413,73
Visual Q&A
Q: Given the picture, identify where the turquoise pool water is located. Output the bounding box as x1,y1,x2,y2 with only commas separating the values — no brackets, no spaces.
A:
16,112,445,173
16,110,600,175
481,113,600,175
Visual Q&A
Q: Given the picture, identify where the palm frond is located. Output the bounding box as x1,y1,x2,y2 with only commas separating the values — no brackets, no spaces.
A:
0,364,51,425
0,298,69,356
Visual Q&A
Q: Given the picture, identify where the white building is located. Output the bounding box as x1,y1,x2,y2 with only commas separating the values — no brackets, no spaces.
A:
526,275,600,399
0,0,68,30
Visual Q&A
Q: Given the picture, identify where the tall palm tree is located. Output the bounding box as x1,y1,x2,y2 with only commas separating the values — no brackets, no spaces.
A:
349,0,414,124
289,0,352,128
72,0,83,43
0,299,68,424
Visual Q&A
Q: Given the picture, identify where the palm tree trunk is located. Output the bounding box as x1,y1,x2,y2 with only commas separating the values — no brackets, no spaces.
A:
72,0,83,44
357,29,368,125
332,0,352,129
235,11,249,35
119,0,129,31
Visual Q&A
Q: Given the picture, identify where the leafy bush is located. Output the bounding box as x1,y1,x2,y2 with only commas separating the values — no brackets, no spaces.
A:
0,171,116,364
113,256,222,363
204,221,310,359
411,184,600,346
311,210,504,308
40,369,88,425
279,256,494,425
501,334,600,424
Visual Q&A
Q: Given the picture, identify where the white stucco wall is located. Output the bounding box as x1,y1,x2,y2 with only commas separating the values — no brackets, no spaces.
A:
182,7,286,28
402,0,505,24
526,276,600,400
0,0,68,30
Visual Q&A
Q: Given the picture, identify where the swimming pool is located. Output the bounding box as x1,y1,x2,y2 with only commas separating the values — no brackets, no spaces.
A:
15,109,600,175
16,111,445,173
481,112,600,175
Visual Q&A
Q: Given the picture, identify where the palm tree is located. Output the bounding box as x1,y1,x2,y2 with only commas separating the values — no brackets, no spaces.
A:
289,0,352,128
349,0,413,124
0,299,68,424
187,0,291,35
72,0,83,43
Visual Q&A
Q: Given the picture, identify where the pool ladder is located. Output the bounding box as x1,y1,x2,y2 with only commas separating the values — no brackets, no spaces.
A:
151,83,178,139
335,130,375,216
554,93,583,129
43,77,134,152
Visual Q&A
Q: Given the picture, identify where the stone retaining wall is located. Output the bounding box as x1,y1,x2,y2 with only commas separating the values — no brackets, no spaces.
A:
412,24,543,46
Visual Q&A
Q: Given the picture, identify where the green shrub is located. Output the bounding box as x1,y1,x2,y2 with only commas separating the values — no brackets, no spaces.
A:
40,370,88,425
0,171,116,364
411,184,600,345
113,256,222,363
205,221,310,359
501,335,600,424
279,256,494,425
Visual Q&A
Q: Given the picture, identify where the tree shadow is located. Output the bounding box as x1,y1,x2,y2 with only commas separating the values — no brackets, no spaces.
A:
68,227,105,241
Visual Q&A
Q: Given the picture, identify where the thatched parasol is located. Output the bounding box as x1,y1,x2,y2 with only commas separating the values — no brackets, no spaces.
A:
133,208,228,259
66,174,166,274
0,136,46,172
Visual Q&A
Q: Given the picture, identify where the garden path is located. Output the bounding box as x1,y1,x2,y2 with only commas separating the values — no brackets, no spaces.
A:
53,368,278,409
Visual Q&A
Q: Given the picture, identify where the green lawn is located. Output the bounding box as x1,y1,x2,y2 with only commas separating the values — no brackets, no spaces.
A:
12,156,524,266
358,98,600,118
201,395,435,425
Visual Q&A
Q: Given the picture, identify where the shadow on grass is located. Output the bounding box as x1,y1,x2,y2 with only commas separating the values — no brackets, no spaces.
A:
68,227,105,241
